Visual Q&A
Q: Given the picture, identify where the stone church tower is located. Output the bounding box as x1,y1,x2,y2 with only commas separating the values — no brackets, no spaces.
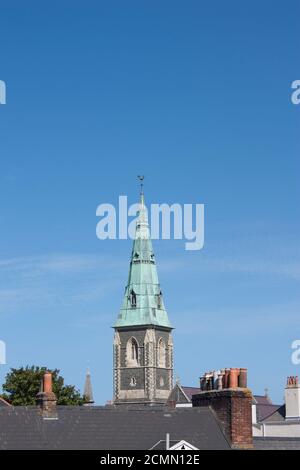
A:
113,185,173,405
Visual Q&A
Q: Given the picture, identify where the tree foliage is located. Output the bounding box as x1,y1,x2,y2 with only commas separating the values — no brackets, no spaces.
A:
1,366,84,406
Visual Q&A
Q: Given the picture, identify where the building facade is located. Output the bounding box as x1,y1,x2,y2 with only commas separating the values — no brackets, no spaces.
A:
113,189,173,405
253,376,300,438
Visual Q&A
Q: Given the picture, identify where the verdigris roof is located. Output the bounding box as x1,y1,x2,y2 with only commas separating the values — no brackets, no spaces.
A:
114,192,172,329
0,405,229,450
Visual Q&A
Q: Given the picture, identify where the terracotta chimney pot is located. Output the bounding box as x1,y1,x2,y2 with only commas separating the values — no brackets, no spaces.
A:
224,369,230,389
229,368,239,389
43,372,52,393
238,368,248,388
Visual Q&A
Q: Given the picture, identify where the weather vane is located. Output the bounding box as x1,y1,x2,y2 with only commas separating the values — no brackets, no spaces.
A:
137,175,145,195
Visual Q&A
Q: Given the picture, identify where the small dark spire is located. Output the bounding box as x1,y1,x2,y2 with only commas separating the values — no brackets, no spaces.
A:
83,368,94,406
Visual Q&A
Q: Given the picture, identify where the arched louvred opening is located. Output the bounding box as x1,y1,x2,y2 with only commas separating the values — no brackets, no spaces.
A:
126,337,139,366
158,337,166,368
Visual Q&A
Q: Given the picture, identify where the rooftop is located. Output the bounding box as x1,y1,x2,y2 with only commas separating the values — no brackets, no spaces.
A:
0,405,229,450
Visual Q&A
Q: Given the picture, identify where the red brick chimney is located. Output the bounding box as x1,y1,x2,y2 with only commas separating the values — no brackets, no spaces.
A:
36,372,57,419
193,368,253,449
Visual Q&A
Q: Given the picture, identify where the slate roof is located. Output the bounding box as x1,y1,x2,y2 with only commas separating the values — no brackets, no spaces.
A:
0,405,230,450
181,387,201,401
256,403,283,422
253,395,272,405
253,394,283,422
254,437,300,450
0,397,11,408
167,384,201,405
263,405,285,422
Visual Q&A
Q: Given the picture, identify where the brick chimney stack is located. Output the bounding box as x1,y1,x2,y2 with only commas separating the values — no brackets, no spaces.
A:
192,367,253,449
36,372,57,419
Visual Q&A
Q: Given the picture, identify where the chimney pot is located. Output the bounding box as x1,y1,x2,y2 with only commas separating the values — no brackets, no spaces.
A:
238,368,248,388
213,370,219,390
36,372,57,419
43,372,52,393
229,368,239,389
217,374,223,390
287,376,299,387
224,368,230,389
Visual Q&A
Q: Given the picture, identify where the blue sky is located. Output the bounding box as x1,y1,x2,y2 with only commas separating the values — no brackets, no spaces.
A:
0,1,299,404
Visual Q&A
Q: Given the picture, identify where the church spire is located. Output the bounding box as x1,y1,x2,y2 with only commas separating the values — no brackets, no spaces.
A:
113,178,174,405
83,368,94,406
114,179,172,329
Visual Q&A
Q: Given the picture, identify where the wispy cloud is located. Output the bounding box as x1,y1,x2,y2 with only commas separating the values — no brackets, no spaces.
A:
199,256,300,281
0,254,115,276
0,248,299,321
173,301,300,336
157,242,300,281
0,254,123,317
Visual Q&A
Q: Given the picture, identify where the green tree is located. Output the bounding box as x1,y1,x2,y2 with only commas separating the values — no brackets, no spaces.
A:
1,366,84,406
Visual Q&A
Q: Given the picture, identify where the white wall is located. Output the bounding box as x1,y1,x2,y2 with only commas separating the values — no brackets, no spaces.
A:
252,422,300,437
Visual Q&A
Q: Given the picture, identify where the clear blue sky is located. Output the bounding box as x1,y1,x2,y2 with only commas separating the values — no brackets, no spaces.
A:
0,1,299,404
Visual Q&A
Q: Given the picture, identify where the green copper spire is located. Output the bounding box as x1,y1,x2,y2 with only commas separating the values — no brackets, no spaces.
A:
114,181,172,328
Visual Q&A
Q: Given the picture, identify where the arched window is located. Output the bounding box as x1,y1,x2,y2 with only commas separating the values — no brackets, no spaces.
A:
158,338,166,368
131,339,138,361
126,337,139,366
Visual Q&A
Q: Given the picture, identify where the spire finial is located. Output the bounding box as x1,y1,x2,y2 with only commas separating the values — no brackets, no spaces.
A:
137,175,145,202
